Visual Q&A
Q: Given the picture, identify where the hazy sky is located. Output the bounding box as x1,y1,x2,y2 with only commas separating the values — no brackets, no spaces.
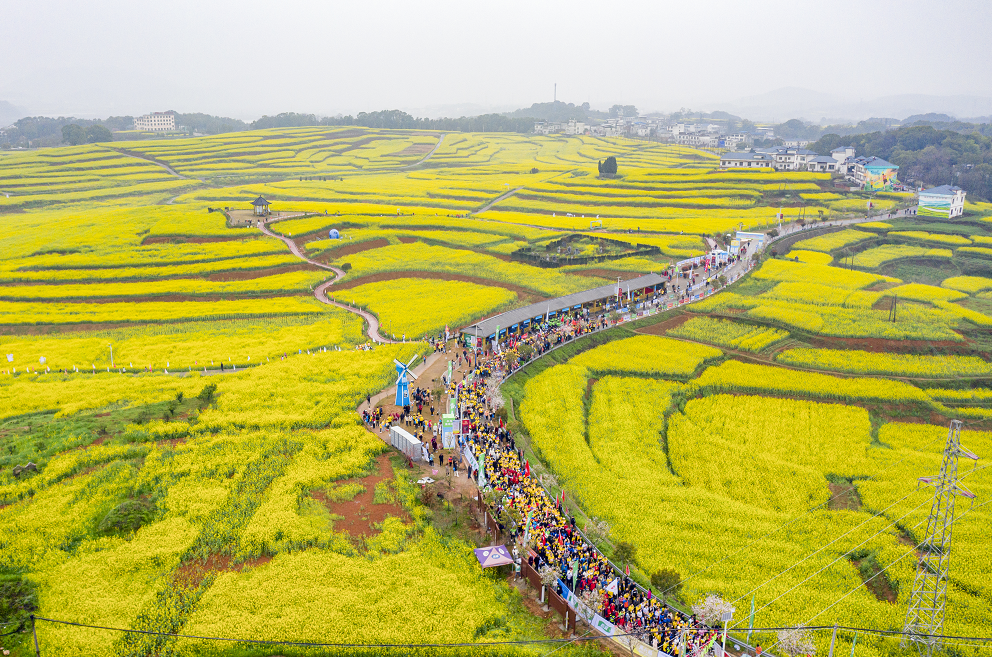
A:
2,0,991,120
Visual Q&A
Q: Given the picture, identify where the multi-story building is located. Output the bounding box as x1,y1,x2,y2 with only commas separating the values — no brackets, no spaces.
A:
848,156,899,191
722,133,753,148
564,119,586,135
806,155,840,173
918,185,966,218
133,112,176,132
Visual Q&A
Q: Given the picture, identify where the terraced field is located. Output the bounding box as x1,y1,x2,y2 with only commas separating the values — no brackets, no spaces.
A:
3,126,992,657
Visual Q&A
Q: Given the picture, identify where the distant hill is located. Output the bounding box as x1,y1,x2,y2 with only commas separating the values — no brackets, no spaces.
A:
0,101,25,128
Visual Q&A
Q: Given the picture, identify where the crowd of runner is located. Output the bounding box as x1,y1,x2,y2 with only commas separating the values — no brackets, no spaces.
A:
360,255,755,654
444,321,720,655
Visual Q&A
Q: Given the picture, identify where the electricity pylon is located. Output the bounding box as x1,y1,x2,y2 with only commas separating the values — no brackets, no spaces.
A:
902,420,978,657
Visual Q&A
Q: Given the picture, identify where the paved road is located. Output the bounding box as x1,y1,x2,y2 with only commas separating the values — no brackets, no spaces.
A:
259,220,344,274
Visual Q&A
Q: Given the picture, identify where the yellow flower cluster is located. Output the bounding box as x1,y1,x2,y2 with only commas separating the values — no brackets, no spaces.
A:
668,316,789,352
776,347,992,378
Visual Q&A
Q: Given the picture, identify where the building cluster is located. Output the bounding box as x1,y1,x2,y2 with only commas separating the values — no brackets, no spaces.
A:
719,146,903,190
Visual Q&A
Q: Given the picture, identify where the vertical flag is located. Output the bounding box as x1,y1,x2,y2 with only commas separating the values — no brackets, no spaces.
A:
571,560,578,591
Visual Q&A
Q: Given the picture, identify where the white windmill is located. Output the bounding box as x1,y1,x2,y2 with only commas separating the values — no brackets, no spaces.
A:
394,354,420,407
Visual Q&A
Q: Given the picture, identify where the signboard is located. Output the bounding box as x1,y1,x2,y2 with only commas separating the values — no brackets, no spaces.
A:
463,446,479,472
441,414,456,448
473,545,513,568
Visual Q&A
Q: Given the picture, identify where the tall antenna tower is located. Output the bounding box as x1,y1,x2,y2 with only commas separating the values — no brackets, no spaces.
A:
902,420,978,657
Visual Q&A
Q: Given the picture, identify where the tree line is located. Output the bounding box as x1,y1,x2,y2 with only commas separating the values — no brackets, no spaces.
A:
811,125,992,201
249,110,536,133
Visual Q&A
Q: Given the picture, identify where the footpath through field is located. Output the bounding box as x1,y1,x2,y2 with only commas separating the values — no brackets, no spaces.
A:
258,219,397,343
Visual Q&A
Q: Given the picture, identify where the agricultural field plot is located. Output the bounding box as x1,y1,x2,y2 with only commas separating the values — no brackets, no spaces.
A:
5,124,992,657
509,333,992,657
115,127,442,179
328,278,519,340
0,145,201,210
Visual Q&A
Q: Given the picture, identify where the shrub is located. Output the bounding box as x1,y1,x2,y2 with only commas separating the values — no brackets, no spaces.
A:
197,382,218,404
97,499,156,536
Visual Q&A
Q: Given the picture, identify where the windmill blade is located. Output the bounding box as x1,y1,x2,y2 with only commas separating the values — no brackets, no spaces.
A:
393,359,405,369
408,369,419,381
406,353,420,368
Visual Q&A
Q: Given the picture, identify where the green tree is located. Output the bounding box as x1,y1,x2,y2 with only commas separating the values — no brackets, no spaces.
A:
613,541,637,569
741,119,756,133
650,568,683,600
61,124,86,145
602,156,618,175
609,104,638,118
85,124,113,143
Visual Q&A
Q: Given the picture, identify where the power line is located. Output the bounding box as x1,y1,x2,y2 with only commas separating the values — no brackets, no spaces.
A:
729,490,921,605
27,616,992,648
730,501,932,631
662,432,947,598
764,498,992,654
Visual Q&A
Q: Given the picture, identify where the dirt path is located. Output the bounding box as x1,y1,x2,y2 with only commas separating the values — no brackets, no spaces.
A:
257,219,403,341
313,279,394,343
104,146,190,179
474,186,523,214
401,133,446,169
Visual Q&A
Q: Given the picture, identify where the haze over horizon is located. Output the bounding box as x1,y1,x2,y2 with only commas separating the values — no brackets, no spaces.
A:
2,0,991,123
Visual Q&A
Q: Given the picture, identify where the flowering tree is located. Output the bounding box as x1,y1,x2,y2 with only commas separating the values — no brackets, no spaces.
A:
777,626,816,657
691,594,735,626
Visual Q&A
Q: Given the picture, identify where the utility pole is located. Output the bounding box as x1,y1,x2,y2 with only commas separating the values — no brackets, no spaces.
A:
902,420,978,657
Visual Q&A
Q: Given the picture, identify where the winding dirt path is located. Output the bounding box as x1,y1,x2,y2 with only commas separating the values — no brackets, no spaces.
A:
259,220,396,343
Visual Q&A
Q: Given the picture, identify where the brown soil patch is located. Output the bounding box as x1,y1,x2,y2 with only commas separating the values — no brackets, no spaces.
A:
635,313,689,336
174,553,273,588
141,235,252,245
568,269,654,280
393,143,436,156
806,334,969,354
827,481,862,511
872,296,895,311
206,263,320,281
851,557,898,604
318,238,388,260
43,292,303,304
338,137,380,153
398,236,418,244
311,453,408,541
329,271,550,304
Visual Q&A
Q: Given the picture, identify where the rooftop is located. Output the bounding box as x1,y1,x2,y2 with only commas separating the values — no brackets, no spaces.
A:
855,156,898,170
461,273,667,337
250,195,270,207
721,152,774,161
921,184,964,196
